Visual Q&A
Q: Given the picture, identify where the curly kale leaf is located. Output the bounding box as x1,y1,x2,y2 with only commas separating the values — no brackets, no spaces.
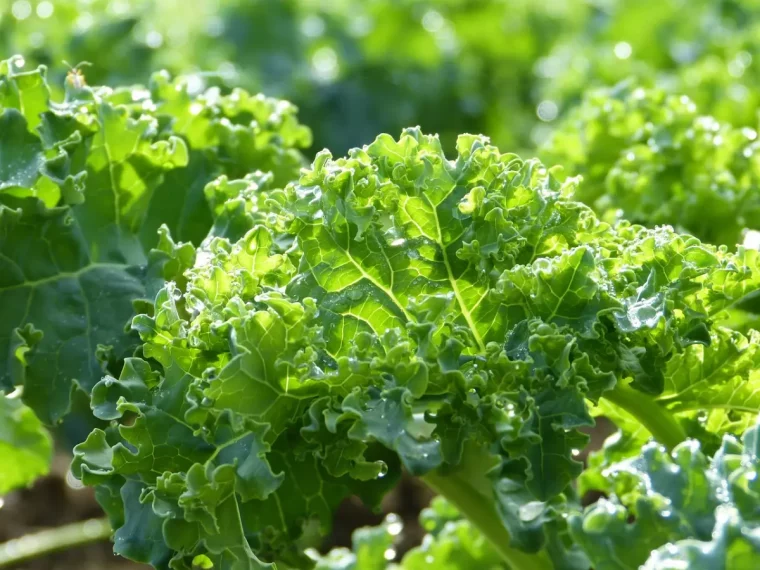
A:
0,59,310,424
543,83,760,248
572,419,760,570
75,129,760,568
316,419,760,570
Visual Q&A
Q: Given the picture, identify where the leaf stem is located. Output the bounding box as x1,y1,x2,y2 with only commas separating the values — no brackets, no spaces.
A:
422,470,554,570
602,382,688,450
0,517,112,567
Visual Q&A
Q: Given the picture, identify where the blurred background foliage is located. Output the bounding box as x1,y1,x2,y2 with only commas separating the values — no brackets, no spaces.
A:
3,0,760,158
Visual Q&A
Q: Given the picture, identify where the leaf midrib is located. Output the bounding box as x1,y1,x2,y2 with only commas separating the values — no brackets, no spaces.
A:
0,262,132,293
338,232,415,324
421,193,486,352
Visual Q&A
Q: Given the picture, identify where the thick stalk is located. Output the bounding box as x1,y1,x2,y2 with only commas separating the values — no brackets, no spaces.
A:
0,517,111,567
422,470,554,570
602,382,688,450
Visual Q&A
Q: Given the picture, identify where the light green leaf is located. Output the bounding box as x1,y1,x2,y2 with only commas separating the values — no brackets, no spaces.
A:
0,61,311,425
0,394,52,494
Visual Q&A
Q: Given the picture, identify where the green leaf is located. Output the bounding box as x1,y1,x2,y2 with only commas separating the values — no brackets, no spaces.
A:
114,480,173,568
658,327,760,437
77,129,760,569
643,506,760,569
0,59,49,131
0,198,149,423
586,326,760,488
571,420,760,570
0,61,311,425
314,515,397,570
0,109,45,191
544,83,760,248
0,394,52,494
315,498,511,570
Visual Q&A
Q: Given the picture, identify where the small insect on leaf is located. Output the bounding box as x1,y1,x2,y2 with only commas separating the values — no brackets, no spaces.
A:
62,60,92,89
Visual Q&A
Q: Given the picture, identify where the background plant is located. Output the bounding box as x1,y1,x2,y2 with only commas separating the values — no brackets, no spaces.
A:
0,56,311,492
6,0,760,157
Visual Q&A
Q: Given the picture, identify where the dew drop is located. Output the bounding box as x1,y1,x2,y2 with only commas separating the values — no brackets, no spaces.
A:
65,470,84,490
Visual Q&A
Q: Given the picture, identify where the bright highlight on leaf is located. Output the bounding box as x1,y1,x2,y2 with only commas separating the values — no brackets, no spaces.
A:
64,128,760,569
0,59,311,425
0,394,52,495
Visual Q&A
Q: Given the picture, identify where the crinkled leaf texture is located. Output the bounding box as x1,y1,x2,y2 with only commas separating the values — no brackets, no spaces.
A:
543,82,760,249
75,128,760,569
316,421,760,570
572,420,760,570
0,58,311,425
0,394,52,494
